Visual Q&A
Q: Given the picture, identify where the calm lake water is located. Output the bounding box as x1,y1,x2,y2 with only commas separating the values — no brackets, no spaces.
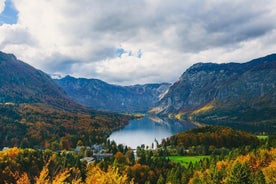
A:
108,116,196,149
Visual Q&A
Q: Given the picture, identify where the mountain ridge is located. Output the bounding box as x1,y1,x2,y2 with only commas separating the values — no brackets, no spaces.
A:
151,54,276,132
0,51,87,111
1,50,275,132
0,51,130,148
55,75,170,113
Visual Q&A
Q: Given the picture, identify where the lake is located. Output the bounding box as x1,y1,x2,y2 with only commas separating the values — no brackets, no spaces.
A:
108,116,196,149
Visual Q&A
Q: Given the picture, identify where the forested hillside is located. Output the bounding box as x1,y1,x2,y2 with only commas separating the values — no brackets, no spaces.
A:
0,103,129,149
162,126,259,149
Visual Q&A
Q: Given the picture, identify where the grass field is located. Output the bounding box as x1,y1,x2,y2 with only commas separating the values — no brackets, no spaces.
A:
167,155,210,167
257,135,269,140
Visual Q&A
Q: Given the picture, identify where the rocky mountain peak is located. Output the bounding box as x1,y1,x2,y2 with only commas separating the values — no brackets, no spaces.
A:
0,51,17,62
151,54,276,131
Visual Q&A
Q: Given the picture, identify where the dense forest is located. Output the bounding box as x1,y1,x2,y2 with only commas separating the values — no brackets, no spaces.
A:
0,103,129,149
161,126,260,155
0,125,275,183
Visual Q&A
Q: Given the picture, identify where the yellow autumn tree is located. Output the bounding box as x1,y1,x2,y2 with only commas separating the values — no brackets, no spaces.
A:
262,160,276,184
52,170,71,184
16,172,30,184
35,161,50,184
86,165,131,184
35,155,82,184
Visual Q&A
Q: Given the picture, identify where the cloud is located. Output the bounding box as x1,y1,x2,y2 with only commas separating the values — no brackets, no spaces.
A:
0,0,4,14
0,0,276,84
0,24,35,46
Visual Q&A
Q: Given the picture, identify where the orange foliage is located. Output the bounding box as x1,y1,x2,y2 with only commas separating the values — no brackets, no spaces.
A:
216,160,228,171
86,165,131,184
1,103,129,149
0,147,23,161
262,160,276,184
16,172,30,184
236,154,251,164
114,151,124,159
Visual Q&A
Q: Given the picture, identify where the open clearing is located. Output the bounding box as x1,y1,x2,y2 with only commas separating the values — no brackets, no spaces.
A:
168,155,210,167
257,135,269,140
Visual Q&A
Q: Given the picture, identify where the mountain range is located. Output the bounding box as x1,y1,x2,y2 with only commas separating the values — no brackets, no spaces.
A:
151,54,276,132
55,76,170,113
0,50,275,133
0,51,84,111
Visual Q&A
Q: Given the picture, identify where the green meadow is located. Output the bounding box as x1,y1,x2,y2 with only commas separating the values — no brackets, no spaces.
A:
257,135,269,140
167,155,210,167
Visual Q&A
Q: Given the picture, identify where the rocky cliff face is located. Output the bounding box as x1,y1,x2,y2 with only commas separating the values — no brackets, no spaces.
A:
151,54,276,131
55,76,170,113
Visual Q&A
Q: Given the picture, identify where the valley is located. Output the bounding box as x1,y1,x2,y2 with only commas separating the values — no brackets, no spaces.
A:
55,75,170,113
0,51,275,183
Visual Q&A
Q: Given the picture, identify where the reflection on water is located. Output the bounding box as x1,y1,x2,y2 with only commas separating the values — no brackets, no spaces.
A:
108,116,196,149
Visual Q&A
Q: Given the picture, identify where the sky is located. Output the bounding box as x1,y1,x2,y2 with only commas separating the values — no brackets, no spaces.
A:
0,0,276,85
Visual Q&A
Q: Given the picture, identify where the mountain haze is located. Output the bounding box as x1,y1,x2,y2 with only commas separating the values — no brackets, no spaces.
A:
55,76,170,113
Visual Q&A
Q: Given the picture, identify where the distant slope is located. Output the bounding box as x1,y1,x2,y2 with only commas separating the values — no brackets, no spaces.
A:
162,126,259,148
0,103,129,148
55,76,170,113
151,54,276,132
0,51,130,148
0,51,85,111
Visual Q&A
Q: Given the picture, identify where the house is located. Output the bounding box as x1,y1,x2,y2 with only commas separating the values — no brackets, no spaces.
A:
80,157,95,165
93,153,113,160
2,147,9,151
91,144,105,153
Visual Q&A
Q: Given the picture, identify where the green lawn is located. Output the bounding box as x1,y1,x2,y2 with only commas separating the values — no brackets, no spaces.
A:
167,155,210,167
257,135,268,140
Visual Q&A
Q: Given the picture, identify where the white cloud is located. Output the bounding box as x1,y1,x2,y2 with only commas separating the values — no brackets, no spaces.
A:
0,0,5,14
0,0,275,84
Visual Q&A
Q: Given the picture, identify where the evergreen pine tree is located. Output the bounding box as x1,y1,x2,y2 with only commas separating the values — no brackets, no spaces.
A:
157,175,165,184
227,162,253,184
253,170,266,184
